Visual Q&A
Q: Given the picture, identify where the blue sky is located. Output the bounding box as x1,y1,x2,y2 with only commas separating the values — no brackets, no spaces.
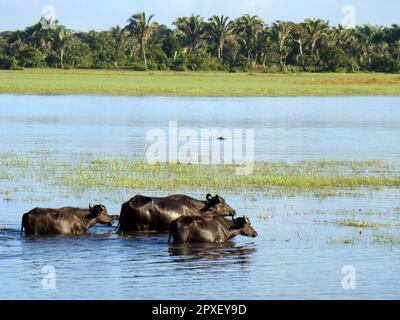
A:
0,0,398,31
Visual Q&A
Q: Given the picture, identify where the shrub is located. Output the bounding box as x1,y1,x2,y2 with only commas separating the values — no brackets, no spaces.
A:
17,47,44,68
370,55,400,73
126,62,147,71
170,57,188,71
321,47,351,72
0,54,18,69
45,52,60,68
65,40,93,68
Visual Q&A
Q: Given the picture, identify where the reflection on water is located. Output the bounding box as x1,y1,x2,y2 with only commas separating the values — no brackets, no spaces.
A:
0,95,400,299
168,242,256,266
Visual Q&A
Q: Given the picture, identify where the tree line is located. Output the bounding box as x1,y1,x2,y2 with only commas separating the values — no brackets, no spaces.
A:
1,12,399,72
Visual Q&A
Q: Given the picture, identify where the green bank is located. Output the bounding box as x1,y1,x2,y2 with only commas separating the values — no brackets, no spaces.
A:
1,69,400,96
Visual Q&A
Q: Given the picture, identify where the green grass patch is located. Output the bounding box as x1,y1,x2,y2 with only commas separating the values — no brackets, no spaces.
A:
1,152,400,195
1,69,400,96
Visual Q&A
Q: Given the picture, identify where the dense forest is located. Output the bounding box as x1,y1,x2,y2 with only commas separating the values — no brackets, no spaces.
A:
1,12,399,72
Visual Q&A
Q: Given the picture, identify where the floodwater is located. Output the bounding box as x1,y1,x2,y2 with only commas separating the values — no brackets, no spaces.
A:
0,95,399,299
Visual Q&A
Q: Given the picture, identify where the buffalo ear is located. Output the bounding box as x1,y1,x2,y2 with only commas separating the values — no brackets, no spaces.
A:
89,203,93,211
206,194,212,202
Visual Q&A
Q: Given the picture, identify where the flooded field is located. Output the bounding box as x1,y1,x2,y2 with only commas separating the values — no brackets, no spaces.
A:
0,95,399,299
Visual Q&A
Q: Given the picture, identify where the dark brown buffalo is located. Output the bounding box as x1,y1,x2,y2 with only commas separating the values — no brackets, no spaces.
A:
20,204,113,236
117,194,236,232
168,215,257,244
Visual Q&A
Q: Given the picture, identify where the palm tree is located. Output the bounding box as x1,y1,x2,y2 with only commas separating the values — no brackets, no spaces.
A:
110,25,125,66
19,21,57,64
234,14,264,64
25,22,50,50
173,15,206,53
390,24,400,62
53,26,73,68
207,15,233,59
384,24,400,62
291,23,307,64
355,24,382,67
125,12,156,70
303,18,330,57
269,21,293,70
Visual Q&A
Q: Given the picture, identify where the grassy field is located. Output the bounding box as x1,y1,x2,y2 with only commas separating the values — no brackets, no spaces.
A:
0,69,400,96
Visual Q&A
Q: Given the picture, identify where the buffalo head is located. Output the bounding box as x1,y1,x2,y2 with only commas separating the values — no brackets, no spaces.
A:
201,194,236,217
89,204,113,226
233,216,257,238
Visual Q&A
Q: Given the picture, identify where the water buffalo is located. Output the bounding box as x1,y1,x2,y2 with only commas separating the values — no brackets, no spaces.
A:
168,215,257,244
20,204,113,236
117,194,236,232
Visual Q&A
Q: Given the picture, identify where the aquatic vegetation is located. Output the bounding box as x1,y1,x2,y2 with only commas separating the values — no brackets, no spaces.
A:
297,208,394,218
1,152,399,196
372,232,400,245
2,189,12,202
327,228,400,246
334,219,387,228
312,188,365,198
327,236,361,245
0,170,13,180
335,208,387,216
53,161,400,191
257,213,271,220
0,153,29,168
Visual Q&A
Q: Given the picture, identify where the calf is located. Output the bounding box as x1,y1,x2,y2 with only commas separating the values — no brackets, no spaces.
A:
169,215,257,244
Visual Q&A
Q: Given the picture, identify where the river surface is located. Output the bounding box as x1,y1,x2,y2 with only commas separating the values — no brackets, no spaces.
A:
0,95,399,299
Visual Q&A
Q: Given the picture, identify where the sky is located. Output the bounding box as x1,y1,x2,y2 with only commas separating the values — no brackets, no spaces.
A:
0,0,398,31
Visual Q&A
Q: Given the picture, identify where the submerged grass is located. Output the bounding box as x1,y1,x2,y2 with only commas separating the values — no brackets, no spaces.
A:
2,189,12,202
298,208,391,217
334,219,387,228
1,69,400,96
327,235,362,245
372,232,400,245
1,153,399,194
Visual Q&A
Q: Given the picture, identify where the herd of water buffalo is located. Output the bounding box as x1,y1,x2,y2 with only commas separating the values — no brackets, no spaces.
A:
20,194,258,244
